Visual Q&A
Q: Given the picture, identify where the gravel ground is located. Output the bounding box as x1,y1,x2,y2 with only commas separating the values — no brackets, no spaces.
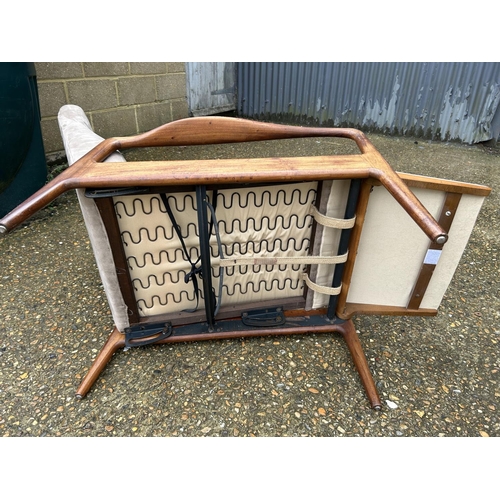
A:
0,131,498,440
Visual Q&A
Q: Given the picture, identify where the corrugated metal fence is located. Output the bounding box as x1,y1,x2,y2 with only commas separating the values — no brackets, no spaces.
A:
236,62,500,144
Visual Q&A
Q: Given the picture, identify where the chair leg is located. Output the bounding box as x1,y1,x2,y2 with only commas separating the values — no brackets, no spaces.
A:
75,326,125,399
74,320,382,409
337,319,382,410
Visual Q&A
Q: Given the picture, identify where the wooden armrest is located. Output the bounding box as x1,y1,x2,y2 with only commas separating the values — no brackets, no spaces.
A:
0,116,447,244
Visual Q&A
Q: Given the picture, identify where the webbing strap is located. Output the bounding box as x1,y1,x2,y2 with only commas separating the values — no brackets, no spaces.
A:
309,205,356,229
217,253,348,268
303,273,342,296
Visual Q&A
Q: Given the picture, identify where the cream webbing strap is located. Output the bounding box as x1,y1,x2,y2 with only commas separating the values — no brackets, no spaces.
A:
309,205,356,229
302,273,342,296
217,253,348,268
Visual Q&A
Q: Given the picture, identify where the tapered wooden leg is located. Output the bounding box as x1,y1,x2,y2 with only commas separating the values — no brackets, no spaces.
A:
74,319,382,409
337,319,382,410
75,326,125,399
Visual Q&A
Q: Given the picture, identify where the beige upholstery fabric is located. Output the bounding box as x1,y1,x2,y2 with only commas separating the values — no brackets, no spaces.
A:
58,105,130,331
115,182,319,316
310,180,350,309
346,185,486,310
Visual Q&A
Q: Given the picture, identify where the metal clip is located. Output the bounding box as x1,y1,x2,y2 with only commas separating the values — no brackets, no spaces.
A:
124,322,173,348
241,307,286,328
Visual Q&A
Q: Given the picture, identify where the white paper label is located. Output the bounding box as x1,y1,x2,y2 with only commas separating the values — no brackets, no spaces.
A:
424,249,442,265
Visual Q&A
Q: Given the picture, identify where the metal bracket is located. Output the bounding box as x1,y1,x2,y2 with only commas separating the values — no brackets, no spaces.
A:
241,307,286,328
85,187,150,198
124,322,173,348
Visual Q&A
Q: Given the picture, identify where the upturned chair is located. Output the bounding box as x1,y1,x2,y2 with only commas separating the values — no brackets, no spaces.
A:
0,105,490,408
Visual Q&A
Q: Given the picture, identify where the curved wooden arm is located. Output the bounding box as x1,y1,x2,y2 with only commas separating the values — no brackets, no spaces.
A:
113,116,374,153
0,116,447,244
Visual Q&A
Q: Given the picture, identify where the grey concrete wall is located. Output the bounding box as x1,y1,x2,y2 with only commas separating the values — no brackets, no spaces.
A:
35,62,189,157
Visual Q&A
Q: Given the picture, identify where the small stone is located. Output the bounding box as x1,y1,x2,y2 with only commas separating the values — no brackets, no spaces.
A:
414,410,425,418
386,400,398,409
308,388,319,394
318,408,326,416
479,431,489,437
201,427,211,434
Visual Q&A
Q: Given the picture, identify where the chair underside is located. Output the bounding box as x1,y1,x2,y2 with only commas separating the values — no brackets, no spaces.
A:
0,105,490,409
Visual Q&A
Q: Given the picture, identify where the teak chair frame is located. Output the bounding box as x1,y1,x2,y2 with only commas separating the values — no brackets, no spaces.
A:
1,116,455,410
